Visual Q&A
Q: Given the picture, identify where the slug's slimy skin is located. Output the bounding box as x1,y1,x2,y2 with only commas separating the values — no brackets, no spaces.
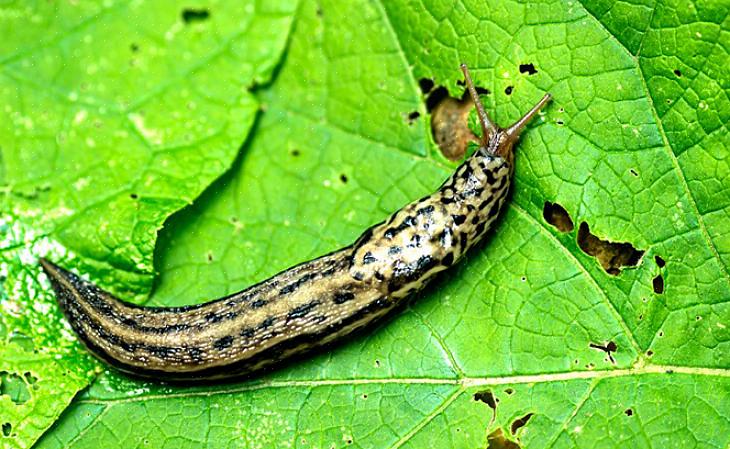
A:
41,64,551,381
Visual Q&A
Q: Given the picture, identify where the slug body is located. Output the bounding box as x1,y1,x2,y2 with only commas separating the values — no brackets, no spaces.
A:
41,65,551,380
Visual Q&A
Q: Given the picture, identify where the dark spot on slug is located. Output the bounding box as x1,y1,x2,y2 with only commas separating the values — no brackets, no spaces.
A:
205,312,224,323
258,316,275,329
473,390,497,409
655,255,666,268
673,69,682,77
543,202,574,232
388,246,402,255
352,272,364,281
374,271,385,281
519,63,538,75
418,78,434,94
187,347,203,362
240,328,255,338
250,298,268,308
653,275,664,294
287,300,321,321
442,253,455,267
505,86,513,95
625,408,633,416
417,205,435,216
213,336,234,350
333,291,355,304
181,8,210,23
362,251,376,264
452,214,466,226
511,413,533,434
577,222,644,275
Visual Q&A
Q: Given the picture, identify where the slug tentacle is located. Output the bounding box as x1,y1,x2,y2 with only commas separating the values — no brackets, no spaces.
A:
41,64,551,381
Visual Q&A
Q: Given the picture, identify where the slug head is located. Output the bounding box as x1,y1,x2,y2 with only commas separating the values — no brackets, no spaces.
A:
460,63,551,169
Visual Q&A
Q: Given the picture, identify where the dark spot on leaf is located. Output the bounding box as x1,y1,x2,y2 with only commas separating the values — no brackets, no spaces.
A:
646,350,654,357
130,43,139,52
316,6,323,16
339,174,348,183
556,119,564,125
519,63,538,75
625,408,633,416
487,428,521,449
290,148,301,157
505,388,514,395
130,193,138,199
474,390,498,409
658,330,664,337
2,423,11,437
510,413,533,435
374,359,381,367
666,369,674,374
673,69,682,77
577,222,644,275
181,8,210,23
406,111,420,124
655,255,666,268
589,341,617,364
207,252,213,262
505,86,513,95
419,78,434,94
653,275,664,294
543,202,574,232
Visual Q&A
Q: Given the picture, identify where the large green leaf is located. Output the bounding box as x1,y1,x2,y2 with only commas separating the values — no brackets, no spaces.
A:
0,1,297,447
7,0,730,447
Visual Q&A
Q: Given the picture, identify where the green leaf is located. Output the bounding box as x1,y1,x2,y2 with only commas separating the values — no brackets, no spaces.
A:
11,0,730,447
0,1,297,447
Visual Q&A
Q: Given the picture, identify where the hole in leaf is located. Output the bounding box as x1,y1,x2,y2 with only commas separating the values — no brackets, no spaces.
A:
419,78,435,94
406,110,420,124
505,388,514,395
487,428,522,449
543,202,574,232
130,193,139,200
625,408,633,416
673,69,682,77
556,119,564,125
130,43,139,52
510,413,534,435
519,63,538,75
290,148,301,157
0,371,31,404
474,390,498,409
577,222,644,275
207,252,213,262
181,8,210,23
646,350,654,357
339,174,348,184
589,341,617,364
655,255,666,268
2,423,10,437
630,168,639,176
653,275,664,294
505,86,513,95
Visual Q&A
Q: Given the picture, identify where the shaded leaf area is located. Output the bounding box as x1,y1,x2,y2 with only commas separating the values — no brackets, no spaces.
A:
32,0,730,448
0,0,298,447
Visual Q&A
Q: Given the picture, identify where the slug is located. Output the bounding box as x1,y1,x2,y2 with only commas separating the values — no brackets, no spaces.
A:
41,64,551,380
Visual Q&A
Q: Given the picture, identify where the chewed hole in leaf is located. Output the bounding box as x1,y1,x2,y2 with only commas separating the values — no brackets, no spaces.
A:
427,85,480,161
589,340,617,364
405,110,420,124
625,408,634,416
673,69,682,77
519,63,538,75
418,77,435,94
0,371,31,405
653,275,664,294
2,423,10,437
655,255,666,268
181,8,210,23
505,86,513,95
510,413,534,435
474,389,498,409
487,428,521,449
543,202,574,232
577,222,644,275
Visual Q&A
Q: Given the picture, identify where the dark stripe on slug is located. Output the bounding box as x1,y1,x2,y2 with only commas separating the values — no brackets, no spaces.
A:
362,251,377,264
279,272,318,295
333,291,355,304
287,300,321,321
250,298,268,308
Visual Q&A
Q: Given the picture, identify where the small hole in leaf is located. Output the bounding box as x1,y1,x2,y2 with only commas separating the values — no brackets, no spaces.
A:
696,315,702,321
510,413,534,435
339,174,348,184
556,120,564,125
207,252,213,262
181,8,210,23
543,202,574,232
666,369,674,374
362,394,368,399
646,350,654,357
406,111,420,124
130,43,139,52
419,78,435,94
658,330,664,337
2,423,10,437
374,359,381,367
653,275,664,294
673,69,682,77
577,222,644,275
519,63,538,75
625,408,633,416
290,149,301,157
655,255,666,268
130,193,138,199
505,86,513,95
638,314,643,320
630,169,639,177
474,390,498,409
505,388,514,395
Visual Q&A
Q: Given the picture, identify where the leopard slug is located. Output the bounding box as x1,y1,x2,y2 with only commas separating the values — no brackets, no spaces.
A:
41,64,551,381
